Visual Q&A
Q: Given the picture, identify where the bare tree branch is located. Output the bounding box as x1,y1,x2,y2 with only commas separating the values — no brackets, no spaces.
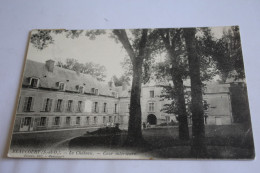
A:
112,29,136,62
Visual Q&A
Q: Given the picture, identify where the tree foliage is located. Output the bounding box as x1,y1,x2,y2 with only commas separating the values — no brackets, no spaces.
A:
112,75,130,86
30,30,84,50
30,30,54,50
115,29,161,84
57,58,107,81
154,28,216,121
201,26,245,82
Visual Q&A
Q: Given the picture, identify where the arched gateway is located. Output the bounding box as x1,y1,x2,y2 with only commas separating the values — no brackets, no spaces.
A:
147,114,157,125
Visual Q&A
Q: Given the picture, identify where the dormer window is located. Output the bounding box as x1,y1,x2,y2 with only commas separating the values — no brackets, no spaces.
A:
91,88,99,95
112,91,118,98
29,77,39,88
58,82,65,91
79,86,84,94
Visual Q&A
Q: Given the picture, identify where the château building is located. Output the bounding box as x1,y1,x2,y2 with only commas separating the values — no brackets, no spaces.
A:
13,59,234,132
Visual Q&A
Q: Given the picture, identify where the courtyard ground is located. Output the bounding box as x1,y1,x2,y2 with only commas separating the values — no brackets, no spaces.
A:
69,124,255,159
9,124,254,159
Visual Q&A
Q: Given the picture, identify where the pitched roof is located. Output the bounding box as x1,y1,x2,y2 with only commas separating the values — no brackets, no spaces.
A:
22,60,115,97
115,85,131,97
23,60,230,97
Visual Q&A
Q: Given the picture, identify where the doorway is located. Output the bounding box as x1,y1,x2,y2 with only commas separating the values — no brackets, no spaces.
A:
147,114,157,125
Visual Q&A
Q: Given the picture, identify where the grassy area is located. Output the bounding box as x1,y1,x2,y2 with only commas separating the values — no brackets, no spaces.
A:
69,124,255,159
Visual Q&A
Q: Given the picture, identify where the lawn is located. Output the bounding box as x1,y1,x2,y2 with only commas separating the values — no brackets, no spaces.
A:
69,124,255,159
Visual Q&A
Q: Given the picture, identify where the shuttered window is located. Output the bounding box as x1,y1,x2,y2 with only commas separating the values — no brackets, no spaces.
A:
86,117,89,125
43,98,52,112
66,117,71,125
103,116,106,124
39,117,47,126
23,97,34,112
53,117,60,125
93,117,97,124
55,99,63,112
103,103,107,113
93,102,99,113
76,117,81,125
77,101,82,112
114,104,118,113
67,100,73,112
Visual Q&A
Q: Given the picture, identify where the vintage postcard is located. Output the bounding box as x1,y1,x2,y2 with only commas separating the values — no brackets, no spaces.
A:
7,26,254,159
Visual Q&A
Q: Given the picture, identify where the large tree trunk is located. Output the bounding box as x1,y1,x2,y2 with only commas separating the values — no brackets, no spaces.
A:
112,29,148,146
172,73,189,140
160,29,190,140
183,28,207,157
124,58,145,146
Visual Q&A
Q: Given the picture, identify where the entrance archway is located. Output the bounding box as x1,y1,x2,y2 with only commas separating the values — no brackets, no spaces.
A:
147,114,157,125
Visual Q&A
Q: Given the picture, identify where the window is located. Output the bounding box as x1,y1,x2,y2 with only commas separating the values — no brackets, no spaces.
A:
66,117,71,125
18,96,21,111
77,101,82,112
43,98,52,112
93,116,97,124
114,104,118,113
23,97,34,112
91,88,99,95
166,116,170,123
76,117,81,125
79,86,84,94
22,117,31,126
150,90,155,98
56,99,63,112
39,117,47,126
127,104,130,112
58,82,65,91
149,103,155,112
30,78,39,88
103,116,106,124
114,116,117,123
67,100,73,112
109,116,112,123
53,117,60,126
86,117,89,125
103,103,107,113
112,91,118,98
93,102,98,113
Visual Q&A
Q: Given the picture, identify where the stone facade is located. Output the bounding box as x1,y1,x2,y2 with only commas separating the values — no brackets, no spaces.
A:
13,59,233,132
203,84,233,125
15,88,120,132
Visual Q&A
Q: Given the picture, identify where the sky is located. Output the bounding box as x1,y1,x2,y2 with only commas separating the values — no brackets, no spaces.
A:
27,30,128,82
27,26,229,82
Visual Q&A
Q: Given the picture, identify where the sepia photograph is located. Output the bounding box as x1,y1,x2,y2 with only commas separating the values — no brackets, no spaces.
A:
7,26,254,159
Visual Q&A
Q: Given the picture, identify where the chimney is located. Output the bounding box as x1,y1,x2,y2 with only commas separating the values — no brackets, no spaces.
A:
74,65,81,75
108,78,115,88
45,59,55,72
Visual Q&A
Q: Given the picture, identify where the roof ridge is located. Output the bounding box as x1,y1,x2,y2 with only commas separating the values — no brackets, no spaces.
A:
26,59,108,85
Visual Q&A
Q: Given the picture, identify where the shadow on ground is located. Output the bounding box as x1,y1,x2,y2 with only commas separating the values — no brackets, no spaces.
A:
68,124,255,159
